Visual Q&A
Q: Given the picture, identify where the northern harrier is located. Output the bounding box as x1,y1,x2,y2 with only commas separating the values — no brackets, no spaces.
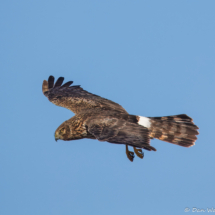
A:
42,76,199,162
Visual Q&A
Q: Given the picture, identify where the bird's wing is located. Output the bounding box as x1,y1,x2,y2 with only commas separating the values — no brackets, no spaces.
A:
42,76,127,114
85,116,156,151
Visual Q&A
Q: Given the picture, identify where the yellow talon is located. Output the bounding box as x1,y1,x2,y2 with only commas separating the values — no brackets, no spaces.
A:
133,147,144,159
126,145,135,162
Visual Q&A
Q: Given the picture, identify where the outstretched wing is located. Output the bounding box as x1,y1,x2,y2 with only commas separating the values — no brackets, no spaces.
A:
85,116,156,151
42,76,127,114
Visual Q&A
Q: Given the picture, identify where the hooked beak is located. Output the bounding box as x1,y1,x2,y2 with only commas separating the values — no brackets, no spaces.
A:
55,133,59,142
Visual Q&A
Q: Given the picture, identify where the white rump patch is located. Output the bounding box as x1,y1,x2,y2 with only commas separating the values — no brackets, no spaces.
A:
138,116,151,128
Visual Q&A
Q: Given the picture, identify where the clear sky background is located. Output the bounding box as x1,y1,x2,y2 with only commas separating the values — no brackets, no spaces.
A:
1,1,215,215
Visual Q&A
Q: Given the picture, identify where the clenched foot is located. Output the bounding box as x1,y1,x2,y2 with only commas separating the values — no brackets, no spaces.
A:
133,147,144,159
126,145,135,162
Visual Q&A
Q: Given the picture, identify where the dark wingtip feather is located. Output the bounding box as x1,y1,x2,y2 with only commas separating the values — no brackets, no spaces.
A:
61,81,73,88
54,77,64,88
48,76,55,89
70,85,81,89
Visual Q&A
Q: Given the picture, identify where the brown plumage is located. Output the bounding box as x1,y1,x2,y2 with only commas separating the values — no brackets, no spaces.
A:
43,76,199,162
148,114,199,147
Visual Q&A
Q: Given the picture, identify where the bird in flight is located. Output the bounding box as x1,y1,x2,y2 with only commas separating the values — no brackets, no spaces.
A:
42,76,199,162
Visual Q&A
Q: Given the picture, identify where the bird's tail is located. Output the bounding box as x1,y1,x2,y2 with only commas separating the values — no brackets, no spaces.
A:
138,114,199,147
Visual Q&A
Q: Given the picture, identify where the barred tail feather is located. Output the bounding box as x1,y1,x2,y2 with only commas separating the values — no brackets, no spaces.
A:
138,114,199,147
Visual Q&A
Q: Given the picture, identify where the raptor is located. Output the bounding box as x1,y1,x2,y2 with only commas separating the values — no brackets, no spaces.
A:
42,76,199,162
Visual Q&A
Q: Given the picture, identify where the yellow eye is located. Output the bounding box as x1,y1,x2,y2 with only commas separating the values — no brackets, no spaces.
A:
59,128,65,134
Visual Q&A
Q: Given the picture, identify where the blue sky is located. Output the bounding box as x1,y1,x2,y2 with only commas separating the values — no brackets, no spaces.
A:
1,1,215,215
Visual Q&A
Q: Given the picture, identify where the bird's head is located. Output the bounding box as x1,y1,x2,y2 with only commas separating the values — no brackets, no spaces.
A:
54,124,70,141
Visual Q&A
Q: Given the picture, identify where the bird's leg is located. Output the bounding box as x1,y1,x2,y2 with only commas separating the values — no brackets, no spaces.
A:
126,145,135,162
133,147,144,159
